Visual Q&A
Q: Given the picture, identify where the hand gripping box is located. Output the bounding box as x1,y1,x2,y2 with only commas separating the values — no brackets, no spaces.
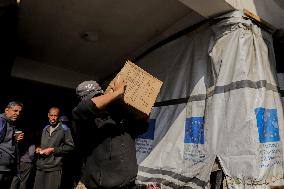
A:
106,61,163,115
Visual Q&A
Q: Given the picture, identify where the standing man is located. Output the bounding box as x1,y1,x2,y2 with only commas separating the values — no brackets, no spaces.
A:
33,107,74,189
73,80,148,189
10,144,36,189
0,101,24,188
10,128,37,189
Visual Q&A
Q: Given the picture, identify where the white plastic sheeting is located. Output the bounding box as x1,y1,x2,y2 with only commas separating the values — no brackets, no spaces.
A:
135,11,284,188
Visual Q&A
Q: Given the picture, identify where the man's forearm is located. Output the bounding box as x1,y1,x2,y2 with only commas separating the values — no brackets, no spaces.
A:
54,144,74,155
92,90,122,109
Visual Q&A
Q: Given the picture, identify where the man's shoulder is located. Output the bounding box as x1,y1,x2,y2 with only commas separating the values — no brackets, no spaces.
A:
0,115,7,140
43,125,50,131
59,123,69,131
0,117,5,122
0,114,7,125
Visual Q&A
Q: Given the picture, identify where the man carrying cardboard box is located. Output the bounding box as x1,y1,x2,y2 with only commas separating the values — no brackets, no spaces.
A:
73,78,149,189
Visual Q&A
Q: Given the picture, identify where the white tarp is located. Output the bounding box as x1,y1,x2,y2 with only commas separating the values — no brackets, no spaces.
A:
135,11,284,189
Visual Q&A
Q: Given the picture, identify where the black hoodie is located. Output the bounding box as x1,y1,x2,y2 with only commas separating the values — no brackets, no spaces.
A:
72,99,148,189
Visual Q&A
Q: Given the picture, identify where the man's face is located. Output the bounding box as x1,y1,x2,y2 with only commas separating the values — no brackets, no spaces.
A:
48,108,60,125
5,105,23,122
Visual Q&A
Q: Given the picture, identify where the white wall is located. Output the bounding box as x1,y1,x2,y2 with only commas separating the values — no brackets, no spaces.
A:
12,57,95,89
179,0,284,30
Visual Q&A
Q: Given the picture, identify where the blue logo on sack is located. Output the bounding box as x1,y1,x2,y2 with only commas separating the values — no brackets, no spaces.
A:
184,117,204,144
255,107,280,143
137,119,155,140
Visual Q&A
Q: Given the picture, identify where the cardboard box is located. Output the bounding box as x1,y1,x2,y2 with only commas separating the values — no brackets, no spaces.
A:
106,61,163,115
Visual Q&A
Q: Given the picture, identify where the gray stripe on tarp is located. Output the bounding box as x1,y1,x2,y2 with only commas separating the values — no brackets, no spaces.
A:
137,175,197,189
211,80,278,95
154,80,279,107
138,166,207,188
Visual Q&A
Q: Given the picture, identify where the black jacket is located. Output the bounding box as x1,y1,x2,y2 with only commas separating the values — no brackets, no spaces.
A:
0,114,16,172
36,123,75,171
72,99,148,189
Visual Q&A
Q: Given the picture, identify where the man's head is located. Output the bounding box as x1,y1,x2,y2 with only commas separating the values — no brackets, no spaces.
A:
59,115,69,122
76,80,104,101
5,101,23,122
59,115,70,125
48,107,60,126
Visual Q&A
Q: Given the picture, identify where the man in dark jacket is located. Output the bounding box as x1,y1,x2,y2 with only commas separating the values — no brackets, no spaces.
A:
73,79,148,189
0,101,24,188
33,107,75,189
